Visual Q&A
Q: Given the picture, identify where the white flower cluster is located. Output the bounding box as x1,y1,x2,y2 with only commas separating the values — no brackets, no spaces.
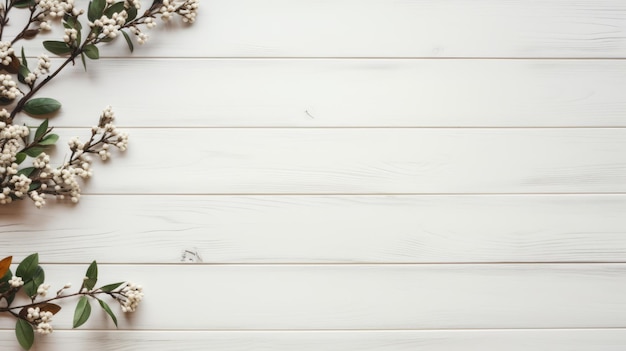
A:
36,0,83,30
36,0,80,19
37,283,51,297
0,119,30,204
159,0,199,23
120,282,143,312
8,276,24,288
124,0,141,10
63,28,78,44
24,54,52,85
26,307,54,335
0,74,20,101
0,41,14,66
90,11,128,39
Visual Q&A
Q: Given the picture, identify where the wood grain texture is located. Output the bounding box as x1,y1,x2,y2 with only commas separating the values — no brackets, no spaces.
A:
1,195,625,264
3,330,626,351
13,59,626,128
2,264,626,330
9,0,626,58
37,128,626,194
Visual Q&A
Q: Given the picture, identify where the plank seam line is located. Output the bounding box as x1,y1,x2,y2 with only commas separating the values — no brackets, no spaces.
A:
27,262,626,266
8,327,626,332
31,56,626,60
82,192,626,196
51,126,626,130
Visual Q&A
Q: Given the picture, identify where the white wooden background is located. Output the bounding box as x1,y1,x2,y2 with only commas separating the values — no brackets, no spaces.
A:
2,0,626,349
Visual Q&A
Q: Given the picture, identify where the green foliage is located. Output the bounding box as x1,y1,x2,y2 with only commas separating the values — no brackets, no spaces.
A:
15,319,34,350
15,253,38,281
23,98,62,115
84,44,99,60
22,266,44,298
88,0,106,21
73,296,92,328
97,298,118,327
84,260,98,290
122,30,134,53
99,282,124,292
43,41,72,55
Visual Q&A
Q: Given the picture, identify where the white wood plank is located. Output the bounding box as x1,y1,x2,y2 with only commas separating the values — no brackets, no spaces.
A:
2,264,626,330
1,195,625,264
7,0,626,57
2,330,626,351
34,128,626,194
12,59,626,128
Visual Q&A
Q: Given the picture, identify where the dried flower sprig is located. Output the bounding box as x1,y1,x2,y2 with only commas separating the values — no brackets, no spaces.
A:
0,0,198,207
0,254,144,350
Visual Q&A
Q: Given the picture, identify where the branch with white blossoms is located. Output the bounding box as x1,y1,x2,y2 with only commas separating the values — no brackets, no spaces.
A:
0,254,144,350
0,0,198,207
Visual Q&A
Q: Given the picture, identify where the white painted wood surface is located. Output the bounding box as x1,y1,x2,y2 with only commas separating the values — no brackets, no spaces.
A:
2,0,626,350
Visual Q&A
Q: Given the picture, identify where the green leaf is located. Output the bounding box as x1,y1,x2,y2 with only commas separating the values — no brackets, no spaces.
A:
23,147,44,158
126,6,137,22
18,65,31,85
15,253,38,281
20,47,27,68
73,296,92,328
15,153,26,165
84,260,98,290
24,98,62,115
88,0,106,22
34,119,49,141
13,0,35,8
0,269,15,305
43,41,72,56
16,167,35,177
23,266,44,298
121,30,134,53
99,282,124,292
81,52,87,71
39,134,59,146
15,319,34,350
83,44,99,60
104,1,126,17
97,298,118,327
28,182,41,192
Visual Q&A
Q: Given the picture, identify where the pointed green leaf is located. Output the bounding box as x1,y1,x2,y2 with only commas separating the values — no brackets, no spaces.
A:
39,134,59,146
15,319,34,350
126,6,137,22
23,147,44,158
121,30,134,53
99,282,124,292
20,47,28,68
84,260,98,290
83,44,99,60
15,253,38,281
15,153,27,165
23,266,44,298
88,0,106,22
97,298,118,327
34,119,49,141
24,98,61,115
73,296,92,328
104,1,126,17
43,41,72,56
16,167,35,177
81,52,87,71
13,0,35,8
18,65,31,85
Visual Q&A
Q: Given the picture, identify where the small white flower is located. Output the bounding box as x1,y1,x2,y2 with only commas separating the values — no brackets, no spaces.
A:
8,276,23,288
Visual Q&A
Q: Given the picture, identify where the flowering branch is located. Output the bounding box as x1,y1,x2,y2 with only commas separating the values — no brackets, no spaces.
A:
0,254,144,350
0,0,198,207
